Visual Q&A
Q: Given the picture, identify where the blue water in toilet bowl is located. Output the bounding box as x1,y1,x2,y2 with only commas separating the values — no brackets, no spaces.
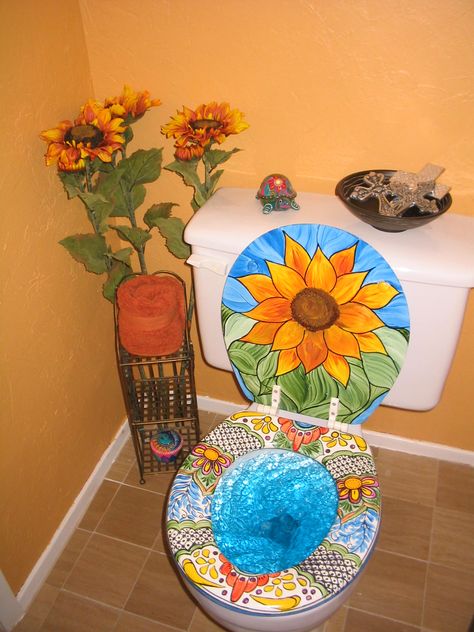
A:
211,449,338,575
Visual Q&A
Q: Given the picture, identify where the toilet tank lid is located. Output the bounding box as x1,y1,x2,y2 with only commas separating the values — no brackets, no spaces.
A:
184,188,474,289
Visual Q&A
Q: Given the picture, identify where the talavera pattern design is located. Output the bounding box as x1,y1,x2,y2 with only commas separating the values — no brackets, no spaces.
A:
166,413,381,615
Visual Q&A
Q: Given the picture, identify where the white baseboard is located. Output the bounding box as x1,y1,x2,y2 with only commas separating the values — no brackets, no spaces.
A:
197,395,474,466
14,419,130,619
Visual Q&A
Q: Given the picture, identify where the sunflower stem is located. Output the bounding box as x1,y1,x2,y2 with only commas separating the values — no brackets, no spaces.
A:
120,178,148,275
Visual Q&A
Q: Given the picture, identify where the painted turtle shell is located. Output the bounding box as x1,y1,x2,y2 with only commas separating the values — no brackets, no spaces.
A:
256,173,299,213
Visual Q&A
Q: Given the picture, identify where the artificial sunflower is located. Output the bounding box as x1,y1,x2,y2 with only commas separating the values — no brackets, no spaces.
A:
161,101,249,161
104,84,161,121
40,103,126,171
238,232,398,386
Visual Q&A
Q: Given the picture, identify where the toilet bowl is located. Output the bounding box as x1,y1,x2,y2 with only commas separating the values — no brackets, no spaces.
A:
166,222,411,631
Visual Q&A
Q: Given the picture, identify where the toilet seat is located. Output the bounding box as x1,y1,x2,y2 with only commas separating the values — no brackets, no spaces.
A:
167,410,380,615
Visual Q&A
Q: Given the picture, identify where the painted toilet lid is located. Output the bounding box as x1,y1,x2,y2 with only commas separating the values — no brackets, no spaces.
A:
167,412,380,615
221,224,410,424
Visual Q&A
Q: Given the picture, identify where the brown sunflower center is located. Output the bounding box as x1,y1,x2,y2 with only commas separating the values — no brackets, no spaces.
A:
65,124,103,147
190,118,222,131
291,287,340,332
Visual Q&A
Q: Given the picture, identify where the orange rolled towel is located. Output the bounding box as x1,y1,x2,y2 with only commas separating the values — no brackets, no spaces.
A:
117,275,185,357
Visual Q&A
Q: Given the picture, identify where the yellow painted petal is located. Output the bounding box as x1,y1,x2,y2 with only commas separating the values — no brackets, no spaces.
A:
337,303,384,333
297,331,327,373
251,595,301,611
355,331,387,354
241,321,281,344
353,281,398,309
245,297,292,323
323,351,350,386
284,233,311,278
272,320,305,351
305,248,337,293
238,274,281,302
276,348,301,375
182,560,222,588
330,244,357,276
324,326,360,359
330,272,368,306
267,261,306,300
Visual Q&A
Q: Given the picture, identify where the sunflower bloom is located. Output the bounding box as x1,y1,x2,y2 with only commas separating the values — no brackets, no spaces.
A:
40,103,126,171
161,101,249,161
104,85,161,120
238,233,398,386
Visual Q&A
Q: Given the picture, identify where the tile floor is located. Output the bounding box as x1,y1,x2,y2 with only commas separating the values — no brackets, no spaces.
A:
14,411,474,632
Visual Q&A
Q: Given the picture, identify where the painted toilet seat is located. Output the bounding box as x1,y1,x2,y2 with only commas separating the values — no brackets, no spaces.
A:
166,223,409,620
167,410,380,615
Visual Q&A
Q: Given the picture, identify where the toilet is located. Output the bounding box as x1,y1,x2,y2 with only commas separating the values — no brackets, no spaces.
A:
166,188,474,632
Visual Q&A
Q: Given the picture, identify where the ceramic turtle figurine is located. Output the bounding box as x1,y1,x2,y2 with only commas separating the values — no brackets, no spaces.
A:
256,174,300,214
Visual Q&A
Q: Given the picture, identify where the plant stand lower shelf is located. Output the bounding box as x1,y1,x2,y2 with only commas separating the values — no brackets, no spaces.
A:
116,344,200,483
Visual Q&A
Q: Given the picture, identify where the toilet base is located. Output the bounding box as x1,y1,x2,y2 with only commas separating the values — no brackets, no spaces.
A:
187,576,360,632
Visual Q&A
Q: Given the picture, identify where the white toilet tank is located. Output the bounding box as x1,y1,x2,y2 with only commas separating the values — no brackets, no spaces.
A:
185,187,474,411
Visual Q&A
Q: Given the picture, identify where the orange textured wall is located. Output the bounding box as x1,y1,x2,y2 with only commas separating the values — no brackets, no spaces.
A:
79,0,474,451
0,1,125,593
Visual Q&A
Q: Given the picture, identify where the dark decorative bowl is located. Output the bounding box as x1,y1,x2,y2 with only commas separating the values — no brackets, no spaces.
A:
335,170,452,232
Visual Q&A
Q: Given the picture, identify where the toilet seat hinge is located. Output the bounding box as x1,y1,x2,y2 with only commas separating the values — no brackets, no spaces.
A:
255,384,281,416
326,397,349,432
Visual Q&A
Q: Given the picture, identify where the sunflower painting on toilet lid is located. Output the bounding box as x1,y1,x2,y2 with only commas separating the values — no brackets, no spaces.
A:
221,223,410,424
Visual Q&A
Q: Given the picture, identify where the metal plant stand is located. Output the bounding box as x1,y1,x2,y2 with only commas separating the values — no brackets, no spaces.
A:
115,272,200,484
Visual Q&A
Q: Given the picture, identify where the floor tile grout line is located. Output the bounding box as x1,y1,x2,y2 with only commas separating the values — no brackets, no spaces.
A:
121,546,153,617
54,527,95,593
374,545,431,565
103,477,170,497
81,529,160,554
89,477,123,537
348,604,423,629
186,604,199,632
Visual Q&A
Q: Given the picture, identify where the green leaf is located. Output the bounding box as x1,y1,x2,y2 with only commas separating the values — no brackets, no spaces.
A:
239,373,263,401
143,202,178,224
58,171,83,199
111,247,133,264
144,205,190,259
78,192,114,233
117,148,163,188
110,225,152,250
256,351,278,387
207,169,224,196
123,126,134,145
277,365,308,411
361,351,399,389
94,169,124,199
165,159,207,208
223,313,255,346
204,147,240,170
228,341,270,375
95,168,146,217
59,234,108,274
304,365,338,409
375,326,409,371
102,260,133,303
337,360,370,414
